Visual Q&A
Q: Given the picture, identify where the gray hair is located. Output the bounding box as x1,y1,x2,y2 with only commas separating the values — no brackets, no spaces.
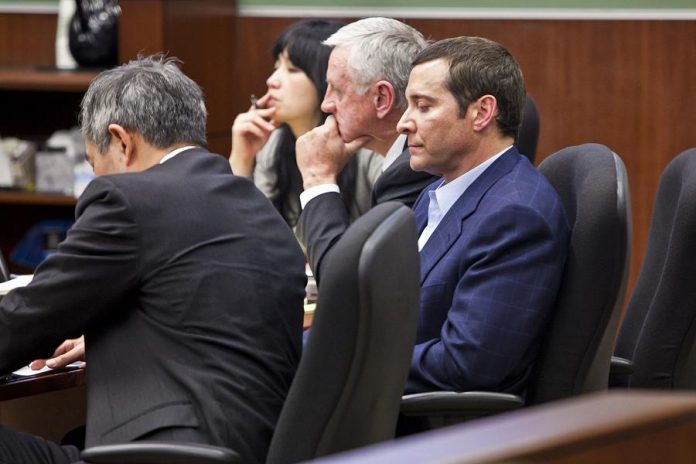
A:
80,54,207,154
324,17,427,109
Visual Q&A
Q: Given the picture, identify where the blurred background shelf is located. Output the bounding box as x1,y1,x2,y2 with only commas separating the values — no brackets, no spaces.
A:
0,68,98,92
0,191,76,206
0,0,238,274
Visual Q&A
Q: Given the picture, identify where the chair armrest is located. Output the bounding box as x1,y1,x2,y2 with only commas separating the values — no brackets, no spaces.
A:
81,441,240,464
401,391,524,417
609,355,634,388
610,356,633,376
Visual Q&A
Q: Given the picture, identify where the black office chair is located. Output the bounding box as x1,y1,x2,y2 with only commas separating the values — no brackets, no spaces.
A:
0,248,10,282
81,202,421,464
399,144,631,430
516,94,540,165
611,148,696,389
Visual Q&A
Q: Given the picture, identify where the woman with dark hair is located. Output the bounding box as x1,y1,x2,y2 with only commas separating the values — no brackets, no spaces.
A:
229,19,382,227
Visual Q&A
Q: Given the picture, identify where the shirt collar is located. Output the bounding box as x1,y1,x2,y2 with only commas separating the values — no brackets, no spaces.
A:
432,145,512,217
381,134,407,172
159,145,197,164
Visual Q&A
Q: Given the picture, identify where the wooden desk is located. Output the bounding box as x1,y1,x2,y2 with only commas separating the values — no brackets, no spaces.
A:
0,368,85,402
0,369,86,443
313,391,696,464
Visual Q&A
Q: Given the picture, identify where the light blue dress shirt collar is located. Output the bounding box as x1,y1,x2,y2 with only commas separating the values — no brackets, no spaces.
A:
418,145,512,251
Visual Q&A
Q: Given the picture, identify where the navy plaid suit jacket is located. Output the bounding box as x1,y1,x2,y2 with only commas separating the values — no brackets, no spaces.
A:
406,147,570,394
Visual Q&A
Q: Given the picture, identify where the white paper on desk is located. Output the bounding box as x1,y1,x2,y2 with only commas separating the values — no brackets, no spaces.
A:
12,362,83,377
0,274,33,295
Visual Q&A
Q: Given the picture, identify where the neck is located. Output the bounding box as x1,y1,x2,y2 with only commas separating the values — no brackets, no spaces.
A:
442,135,513,183
137,142,192,170
364,110,404,156
367,133,400,157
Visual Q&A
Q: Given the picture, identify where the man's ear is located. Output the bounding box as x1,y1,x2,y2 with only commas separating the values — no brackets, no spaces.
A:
107,124,136,166
471,95,497,132
373,80,396,119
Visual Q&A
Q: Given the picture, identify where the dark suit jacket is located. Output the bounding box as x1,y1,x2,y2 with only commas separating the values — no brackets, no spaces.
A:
0,148,306,464
406,148,570,394
298,148,435,282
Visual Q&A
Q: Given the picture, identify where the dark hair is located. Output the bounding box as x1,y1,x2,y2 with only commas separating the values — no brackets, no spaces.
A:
267,20,358,226
412,36,526,140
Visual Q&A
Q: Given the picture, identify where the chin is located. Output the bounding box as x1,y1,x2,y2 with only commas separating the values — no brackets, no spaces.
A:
409,159,423,172
338,131,355,144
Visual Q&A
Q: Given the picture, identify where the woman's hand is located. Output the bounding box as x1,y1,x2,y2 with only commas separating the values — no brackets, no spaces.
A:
230,93,279,177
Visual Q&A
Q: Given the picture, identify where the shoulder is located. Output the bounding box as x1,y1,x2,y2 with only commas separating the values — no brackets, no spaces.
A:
494,157,563,208
481,160,569,234
72,175,140,239
77,175,125,213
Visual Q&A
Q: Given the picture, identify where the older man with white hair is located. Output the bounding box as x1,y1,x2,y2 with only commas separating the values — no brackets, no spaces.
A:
296,17,436,282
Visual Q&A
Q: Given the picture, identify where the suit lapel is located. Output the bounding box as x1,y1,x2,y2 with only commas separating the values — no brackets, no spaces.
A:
418,148,520,284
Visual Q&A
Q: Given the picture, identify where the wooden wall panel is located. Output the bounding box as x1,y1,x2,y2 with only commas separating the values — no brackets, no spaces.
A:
119,0,237,155
118,0,165,60
0,13,55,66
231,16,696,304
163,0,237,155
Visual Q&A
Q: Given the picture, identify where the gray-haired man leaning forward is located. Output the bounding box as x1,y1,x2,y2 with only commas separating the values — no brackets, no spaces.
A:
296,17,437,283
0,56,306,464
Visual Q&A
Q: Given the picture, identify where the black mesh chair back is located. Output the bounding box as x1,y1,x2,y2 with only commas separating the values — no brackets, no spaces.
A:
266,201,420,463
0,248,10,282
516,95,540,165
530,143,631,403
614,148,696,389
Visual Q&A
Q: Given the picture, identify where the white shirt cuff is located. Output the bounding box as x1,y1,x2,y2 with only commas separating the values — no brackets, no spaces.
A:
300,184,341,209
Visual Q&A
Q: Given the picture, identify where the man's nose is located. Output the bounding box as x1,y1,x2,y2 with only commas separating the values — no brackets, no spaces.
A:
321,97,335,114
396,112,413,134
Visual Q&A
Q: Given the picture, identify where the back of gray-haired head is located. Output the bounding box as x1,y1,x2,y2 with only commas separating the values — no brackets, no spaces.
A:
324,17,427,109
80,55,207,154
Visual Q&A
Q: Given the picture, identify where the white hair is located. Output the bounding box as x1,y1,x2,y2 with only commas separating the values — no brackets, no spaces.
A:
324,17,427,109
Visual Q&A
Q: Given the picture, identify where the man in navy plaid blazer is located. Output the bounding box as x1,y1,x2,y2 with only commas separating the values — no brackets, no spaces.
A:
397,37,570,394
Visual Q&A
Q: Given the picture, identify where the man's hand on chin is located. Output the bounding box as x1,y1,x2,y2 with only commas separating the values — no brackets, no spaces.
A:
296,116,371,189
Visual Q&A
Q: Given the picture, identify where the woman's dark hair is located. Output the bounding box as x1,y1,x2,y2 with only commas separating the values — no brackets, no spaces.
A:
268,19,358,226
